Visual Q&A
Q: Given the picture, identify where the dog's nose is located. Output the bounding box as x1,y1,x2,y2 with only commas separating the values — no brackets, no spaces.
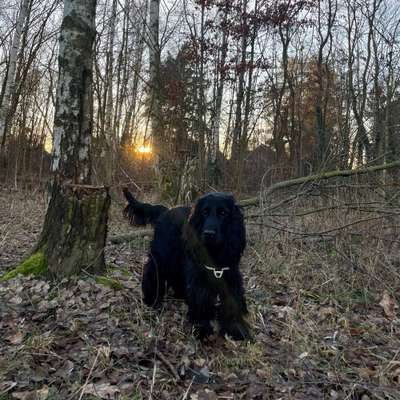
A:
203,229,216,238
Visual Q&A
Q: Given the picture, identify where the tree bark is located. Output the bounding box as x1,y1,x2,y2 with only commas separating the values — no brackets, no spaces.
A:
37,0,110,277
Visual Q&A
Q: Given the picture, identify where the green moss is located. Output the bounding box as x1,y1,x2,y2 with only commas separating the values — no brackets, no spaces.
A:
0,251,48,281
95,276,123,290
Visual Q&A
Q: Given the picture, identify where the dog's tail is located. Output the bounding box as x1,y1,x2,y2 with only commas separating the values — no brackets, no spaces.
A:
123,187,139,207
122,187,168,226
123,187,141,225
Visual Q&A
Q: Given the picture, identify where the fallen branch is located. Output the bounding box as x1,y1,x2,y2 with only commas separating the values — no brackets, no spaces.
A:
239,160,400,208
110,161,400,244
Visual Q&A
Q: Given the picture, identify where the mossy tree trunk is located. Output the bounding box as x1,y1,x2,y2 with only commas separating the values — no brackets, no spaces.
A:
36,0,110,278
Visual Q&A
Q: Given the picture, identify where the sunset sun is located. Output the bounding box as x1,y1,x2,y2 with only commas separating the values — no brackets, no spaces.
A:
136,144,152,154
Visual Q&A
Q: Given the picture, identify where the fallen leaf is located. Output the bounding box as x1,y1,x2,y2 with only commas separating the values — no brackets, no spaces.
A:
358,367,377,380
12,391,32,400
274,305,295,319
392,367,400,384
318,306,336,320
12,387,48,400
83,383,120,399
196,389,218,400
36,386,49,400
194,358,206,367
349,326,365,336
9,295,23,305
6,331,24,345
379,291,398,320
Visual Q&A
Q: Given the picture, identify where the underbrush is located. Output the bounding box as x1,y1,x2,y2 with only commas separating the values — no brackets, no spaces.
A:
1,183,400,399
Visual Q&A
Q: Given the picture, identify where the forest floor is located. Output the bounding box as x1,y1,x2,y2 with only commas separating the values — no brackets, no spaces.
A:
1,188,400,400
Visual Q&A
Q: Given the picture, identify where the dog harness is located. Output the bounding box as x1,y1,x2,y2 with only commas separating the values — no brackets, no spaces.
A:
204,265,229,279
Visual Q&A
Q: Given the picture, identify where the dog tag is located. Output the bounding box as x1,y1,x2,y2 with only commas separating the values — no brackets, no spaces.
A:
214,270,224,279
204,265,229,279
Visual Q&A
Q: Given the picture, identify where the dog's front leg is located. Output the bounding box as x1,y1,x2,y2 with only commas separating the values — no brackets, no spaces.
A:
218,280,252,341
186,285,216,338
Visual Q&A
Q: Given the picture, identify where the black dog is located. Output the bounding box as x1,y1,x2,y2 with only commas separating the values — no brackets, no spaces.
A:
123,188,168,227
127,191,251,340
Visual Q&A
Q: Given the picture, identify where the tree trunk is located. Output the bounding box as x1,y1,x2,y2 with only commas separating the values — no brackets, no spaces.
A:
37,0,110,278
149,0,162,165
209,16,228,184
231,0,248,166
120,0,147,147
0,0,30,148
315,0,336,167
104,0,118,184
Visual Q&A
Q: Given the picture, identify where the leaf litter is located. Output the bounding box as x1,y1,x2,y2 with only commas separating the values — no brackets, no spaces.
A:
1,189,400,399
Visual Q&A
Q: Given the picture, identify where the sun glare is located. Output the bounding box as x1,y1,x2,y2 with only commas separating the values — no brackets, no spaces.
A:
136,145,152,154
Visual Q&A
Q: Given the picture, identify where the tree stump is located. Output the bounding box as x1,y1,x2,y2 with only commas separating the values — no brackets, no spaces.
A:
37,183,110,277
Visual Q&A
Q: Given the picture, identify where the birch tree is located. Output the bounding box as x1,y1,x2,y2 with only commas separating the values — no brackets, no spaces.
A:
0,0,30,148
35,0,110,277
149,0,161,164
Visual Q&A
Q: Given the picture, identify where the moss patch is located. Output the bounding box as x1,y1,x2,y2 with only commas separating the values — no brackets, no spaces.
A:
0,251,48,281
95,276,123,290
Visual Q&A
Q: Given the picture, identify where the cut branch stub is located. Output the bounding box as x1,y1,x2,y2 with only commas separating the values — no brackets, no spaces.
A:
37,183,110,277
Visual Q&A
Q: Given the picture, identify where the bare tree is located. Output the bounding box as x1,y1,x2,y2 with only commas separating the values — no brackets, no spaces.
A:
149,0,161,163
209,4,229,185
0,0,30,148
315,0,337,167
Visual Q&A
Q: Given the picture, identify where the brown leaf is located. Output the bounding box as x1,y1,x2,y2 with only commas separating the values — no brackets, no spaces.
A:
6,331,24,345
194,389,218,400
358,367,377,380
318,306,336,320
12,391,33,400
12,386,49,400
83,383,120,399
392,367,400,384
379,291,398,320
36,386,49,400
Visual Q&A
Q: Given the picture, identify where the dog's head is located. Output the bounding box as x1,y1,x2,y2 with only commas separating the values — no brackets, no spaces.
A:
188,192,246,255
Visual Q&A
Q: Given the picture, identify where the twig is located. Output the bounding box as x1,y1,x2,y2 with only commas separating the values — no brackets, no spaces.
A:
156,351,181,381
149,355,157,400
77,348,101,400
248,215,384,237
181,377,194,400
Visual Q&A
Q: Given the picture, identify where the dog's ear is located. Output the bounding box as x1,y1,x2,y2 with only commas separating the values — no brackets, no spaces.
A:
225,203,246,261
188,200,203,233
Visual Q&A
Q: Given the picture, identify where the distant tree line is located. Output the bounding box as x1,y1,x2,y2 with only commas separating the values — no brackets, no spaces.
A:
0,0,399,196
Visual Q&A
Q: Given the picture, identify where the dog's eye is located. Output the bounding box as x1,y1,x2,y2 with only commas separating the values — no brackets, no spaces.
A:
219,209,228,217
202,209,209,216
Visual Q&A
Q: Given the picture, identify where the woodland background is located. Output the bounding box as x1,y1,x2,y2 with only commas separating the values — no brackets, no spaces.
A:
1,0,400,198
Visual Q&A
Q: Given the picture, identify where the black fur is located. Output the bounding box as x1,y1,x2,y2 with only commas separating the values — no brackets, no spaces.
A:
123,188,168,227
141,192,251,340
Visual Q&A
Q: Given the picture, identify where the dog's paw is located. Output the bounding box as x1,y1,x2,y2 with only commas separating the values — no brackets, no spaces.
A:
221,320,252,341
